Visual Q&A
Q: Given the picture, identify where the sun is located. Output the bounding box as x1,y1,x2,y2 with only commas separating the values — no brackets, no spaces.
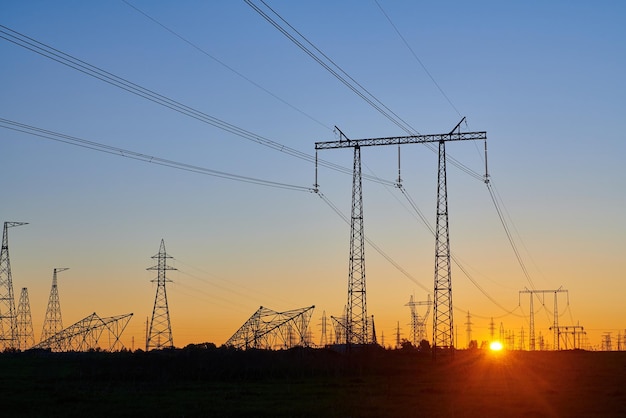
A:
489,341,503,351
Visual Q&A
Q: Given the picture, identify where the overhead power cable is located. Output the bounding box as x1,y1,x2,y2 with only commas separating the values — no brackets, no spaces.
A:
0,24,392,187
121,0,332,131
486,181,536,290
243,1,484,181
374,0,462,118
0,117,313,192
397,185,523,317
244,0,417,135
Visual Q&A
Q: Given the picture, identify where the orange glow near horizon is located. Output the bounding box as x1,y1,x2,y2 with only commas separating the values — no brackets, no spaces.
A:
489,341,503,351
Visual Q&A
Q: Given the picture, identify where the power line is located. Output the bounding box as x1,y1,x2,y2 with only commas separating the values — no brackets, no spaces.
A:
244,0,417,135
121,0,332,132
0,117,314,192
0,24,392,186
374,0,462,117
243,2,484,182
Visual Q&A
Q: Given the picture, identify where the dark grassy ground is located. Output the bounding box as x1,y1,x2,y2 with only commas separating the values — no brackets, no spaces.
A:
1,347,625,417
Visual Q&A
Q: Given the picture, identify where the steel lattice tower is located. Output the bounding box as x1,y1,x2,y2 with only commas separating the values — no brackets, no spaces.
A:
41,268,69,342
319,310,328,347
346,145,368,345
0,221,27,350
16,287,35,350
405,294,432,346
432,140,454,352
146,239,175,350
315,123,486,355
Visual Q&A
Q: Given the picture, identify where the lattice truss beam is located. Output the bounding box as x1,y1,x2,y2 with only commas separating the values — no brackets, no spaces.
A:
225,305,315,350
32,312,132,352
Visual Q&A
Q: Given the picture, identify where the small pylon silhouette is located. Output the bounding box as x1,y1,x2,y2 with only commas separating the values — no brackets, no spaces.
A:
146,239,175,350
16,287,35,350
0,221,28,350
40,268,69,342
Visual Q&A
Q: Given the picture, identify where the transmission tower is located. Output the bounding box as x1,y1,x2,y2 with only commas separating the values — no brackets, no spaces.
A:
40,267,69,343
489,317,495,341
519,287,568,350
315,121,487,354
371,315,377,345
405,294,432,346
464,311,473,348
0,221,28,350
146,239,175,350
16,287,35,350
395,320,401,349
319,310,328,347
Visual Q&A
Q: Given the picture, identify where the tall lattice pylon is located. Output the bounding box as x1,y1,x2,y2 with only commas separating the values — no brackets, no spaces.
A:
432,140,455,353
16,287,35,350
315,123,487,353
146,239,175,350
346,145,369,345
0,221,28,350
40,268,69,342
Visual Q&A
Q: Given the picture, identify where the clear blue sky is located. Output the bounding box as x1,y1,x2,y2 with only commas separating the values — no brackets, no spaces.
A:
1,1,625,349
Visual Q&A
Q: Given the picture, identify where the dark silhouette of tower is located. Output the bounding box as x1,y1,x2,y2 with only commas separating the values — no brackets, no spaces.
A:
146,239,175,350
40,268,69,342
319,310,328,347
0,221,27,349
315,122,486,355
16,287,35,350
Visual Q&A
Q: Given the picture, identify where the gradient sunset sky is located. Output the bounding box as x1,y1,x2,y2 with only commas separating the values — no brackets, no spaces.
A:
1,1,624,350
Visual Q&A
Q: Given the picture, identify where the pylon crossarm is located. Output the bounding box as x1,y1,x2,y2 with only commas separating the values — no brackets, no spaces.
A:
315,131,486,150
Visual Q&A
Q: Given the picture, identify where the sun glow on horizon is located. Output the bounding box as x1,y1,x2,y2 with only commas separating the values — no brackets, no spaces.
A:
489,341,503,351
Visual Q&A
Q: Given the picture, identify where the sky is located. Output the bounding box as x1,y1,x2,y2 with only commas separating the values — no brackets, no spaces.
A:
1,0,625,350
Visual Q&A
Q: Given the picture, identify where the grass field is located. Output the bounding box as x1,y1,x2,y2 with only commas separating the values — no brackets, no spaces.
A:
1,347,624,417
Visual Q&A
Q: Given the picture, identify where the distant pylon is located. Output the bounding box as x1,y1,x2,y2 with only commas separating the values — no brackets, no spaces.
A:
319,310,328,347
405,294,432,346
40,268,69,342
146,239,175,350
16,287,35,350
0,221,28,350
465,311,473,348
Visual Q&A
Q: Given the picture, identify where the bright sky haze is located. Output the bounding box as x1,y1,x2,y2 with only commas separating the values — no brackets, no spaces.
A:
1,1,625,350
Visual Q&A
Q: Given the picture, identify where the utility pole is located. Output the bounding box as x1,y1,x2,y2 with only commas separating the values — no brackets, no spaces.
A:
146,239,175,350
16,287,35,350
40,268,69,342
0,221,28,350
519,287,568,350
315,122,487,355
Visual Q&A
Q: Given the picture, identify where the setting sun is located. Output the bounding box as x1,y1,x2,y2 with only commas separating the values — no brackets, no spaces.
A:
489,341,503,351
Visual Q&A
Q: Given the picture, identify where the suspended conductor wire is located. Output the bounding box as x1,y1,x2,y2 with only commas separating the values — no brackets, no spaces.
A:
0,24,393,187
316,191,430,294
376,0,543,293
244,0,417,135
395,184,522,317
318,188,522,318
486,181,536,290
0,117,314,192
374,0,462,118
173,257,294,307
121,0,332,132
243,2,485,182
